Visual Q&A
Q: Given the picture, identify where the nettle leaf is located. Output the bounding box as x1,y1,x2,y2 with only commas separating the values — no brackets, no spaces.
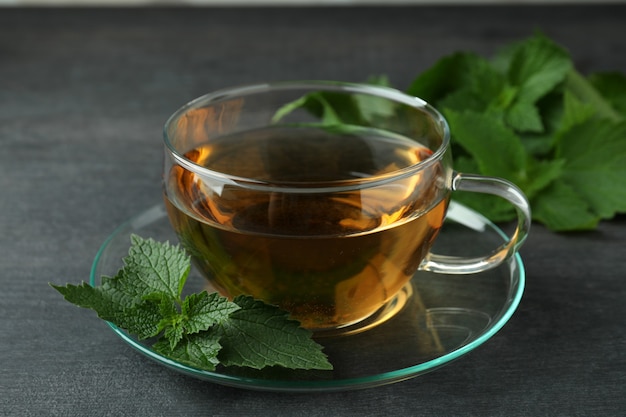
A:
437,57,507,115
531,181,600,231
408,52,513,124
407,52,484,102
517,87,564,158
51,282,121,323
52,236,333,371
504,99,544,133
559,90,597,134
504,34,572,132
524,158,565,199
153,333,222,372
163,320,185,350
116,235,190,301
273,91,364,127
556,119,626,219
216,296,333,371
354,92,397,122
505,33,572,103
51,282,166,340
181,291,240,335
588,72,626,117
116,299,164,340
566,69,623,122
274,77,399,130
444,109,527,182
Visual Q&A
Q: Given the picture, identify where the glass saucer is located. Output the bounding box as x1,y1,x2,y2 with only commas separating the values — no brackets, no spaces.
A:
90,201,524,392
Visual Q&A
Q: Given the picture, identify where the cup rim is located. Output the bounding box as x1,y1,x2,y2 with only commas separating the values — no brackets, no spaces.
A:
163,80,451,192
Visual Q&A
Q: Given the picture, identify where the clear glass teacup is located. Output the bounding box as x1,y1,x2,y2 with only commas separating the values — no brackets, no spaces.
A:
162,81,530,335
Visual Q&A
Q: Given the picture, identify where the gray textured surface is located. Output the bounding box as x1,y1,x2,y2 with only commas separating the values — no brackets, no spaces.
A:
1,5,625,416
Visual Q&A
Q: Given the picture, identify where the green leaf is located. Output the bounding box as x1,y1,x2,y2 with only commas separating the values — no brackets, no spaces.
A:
116,235,190,301
444,64,506,114
531,181,600,231
408,52,512,123
153,333,222,371
565,69,623,122
588,72,626,117
51,282,165,340
504,34,572,132
181,291,240,335
444,109,527,182
216,296,333,370
354,92,397,122
505,99,544,133
524,157,565,199
163,320,185,350
273,91,364,127
115,299,164,340
271,95,311,124
556,119,626,219
517,87,564,157
559,89,597,133
407,52,483,102
51,282,121,322
505,33,572,102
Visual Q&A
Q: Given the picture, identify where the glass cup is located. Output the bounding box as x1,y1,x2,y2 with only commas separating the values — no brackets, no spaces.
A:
162,81,530,335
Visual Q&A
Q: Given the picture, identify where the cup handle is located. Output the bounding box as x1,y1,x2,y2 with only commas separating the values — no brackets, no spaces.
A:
420,172,531,275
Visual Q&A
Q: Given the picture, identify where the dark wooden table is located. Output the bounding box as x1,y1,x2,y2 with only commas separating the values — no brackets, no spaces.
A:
1,5,625,416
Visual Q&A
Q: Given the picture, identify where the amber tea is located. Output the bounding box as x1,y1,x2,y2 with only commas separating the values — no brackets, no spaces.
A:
164,126,449,330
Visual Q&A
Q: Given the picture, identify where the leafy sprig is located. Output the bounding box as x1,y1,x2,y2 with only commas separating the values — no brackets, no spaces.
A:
407,33,626,231
274,34,626,231
51,235,333,371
